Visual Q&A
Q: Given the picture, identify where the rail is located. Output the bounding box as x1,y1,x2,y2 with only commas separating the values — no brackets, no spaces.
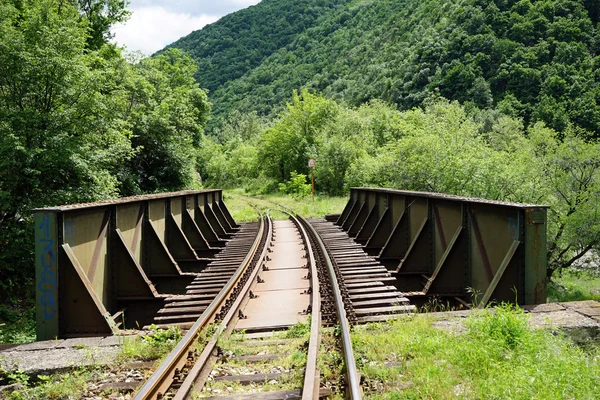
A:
135,214,268,399
299,215,363,399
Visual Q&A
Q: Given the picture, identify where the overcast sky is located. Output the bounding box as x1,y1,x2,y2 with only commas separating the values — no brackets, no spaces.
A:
112,0,262,55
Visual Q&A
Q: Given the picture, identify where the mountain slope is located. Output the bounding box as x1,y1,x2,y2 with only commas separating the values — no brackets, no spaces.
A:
165,0,351,94
168,0,600,136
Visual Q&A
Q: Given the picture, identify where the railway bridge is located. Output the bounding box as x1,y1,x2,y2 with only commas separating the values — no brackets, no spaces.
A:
32,187,547,398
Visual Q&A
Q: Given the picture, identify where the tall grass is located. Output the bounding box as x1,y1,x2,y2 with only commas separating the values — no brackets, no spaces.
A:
548,268,600,302
353,304,600,399
222,189,347,222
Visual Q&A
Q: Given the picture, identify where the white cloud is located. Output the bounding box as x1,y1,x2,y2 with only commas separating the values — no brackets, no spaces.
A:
112,6,219,55
231,0,261,5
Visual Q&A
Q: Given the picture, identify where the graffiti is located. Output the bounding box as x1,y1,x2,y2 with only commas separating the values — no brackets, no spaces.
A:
64,219,75,245
508,216,518,240
39,214,56,319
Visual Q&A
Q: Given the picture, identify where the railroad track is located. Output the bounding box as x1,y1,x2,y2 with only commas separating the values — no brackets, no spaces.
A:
134,206,415,399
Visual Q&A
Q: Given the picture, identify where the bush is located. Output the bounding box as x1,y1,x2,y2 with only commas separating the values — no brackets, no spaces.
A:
278,171,312,198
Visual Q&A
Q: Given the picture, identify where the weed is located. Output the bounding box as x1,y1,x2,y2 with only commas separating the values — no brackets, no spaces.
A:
223,189,347,222
0,304,35,344
548,268,600,302
465,303,530,349
118,325,182,362
2,368,93,400
283,319,310,339
352,306,600,399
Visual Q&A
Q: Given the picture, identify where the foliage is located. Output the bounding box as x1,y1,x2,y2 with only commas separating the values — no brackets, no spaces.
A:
2,368,102,400
548,265,600,302
278,171,312,199
0,302,35,344
205,92,600,278
258,89,338,181
75,0,131,50
169,0,600,139
0,0,209,302
222,190,348,223
118,325,181,361
283,319,311,339
164,0,350,129
142,324,181,348
123,48,210,194
352,308,600,399
465,303,530,349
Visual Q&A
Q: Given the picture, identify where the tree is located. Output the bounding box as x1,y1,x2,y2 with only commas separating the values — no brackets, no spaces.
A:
0,0,133,217
75,0,130,50
123,49,211,194
0,0,134,298
258,89,337,181
529,124,600,278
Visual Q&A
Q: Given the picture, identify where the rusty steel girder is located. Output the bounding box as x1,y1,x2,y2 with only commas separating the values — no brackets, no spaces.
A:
334,188,548,307
33,190,238,340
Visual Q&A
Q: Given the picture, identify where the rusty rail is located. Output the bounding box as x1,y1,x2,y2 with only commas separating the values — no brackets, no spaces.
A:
299,215,363,399
135,215,268,399
288,214,321,400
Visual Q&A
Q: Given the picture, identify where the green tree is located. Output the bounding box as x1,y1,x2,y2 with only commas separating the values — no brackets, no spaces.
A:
75,0,130,50
529,124,600,277
0,0,134,298
124,49,211,194
258,89,337,181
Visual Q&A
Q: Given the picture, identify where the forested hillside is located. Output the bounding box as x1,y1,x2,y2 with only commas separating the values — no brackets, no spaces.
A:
165,0,350,95
170,0,600,136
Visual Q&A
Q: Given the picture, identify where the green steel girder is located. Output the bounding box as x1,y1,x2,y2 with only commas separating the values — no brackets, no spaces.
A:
340,188,548,306
33,190,236,340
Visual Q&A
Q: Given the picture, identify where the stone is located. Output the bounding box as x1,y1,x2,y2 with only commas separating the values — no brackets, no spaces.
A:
522,303,566,313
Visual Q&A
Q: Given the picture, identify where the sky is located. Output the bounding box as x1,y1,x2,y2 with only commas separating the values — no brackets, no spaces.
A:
112,0,262,55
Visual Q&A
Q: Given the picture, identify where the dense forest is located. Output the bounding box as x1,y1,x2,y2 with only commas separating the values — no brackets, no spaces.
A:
0,0,599,331
171,0,600,136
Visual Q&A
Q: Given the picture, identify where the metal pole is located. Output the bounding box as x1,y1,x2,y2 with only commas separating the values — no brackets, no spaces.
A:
311,169,315,202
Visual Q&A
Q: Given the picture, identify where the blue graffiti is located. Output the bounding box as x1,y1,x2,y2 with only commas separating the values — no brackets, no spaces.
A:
39,214,56,320
64,220,75,245
508,216,518,240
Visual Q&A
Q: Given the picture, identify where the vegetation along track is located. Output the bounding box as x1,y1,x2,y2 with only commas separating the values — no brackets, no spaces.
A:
134,205,415,399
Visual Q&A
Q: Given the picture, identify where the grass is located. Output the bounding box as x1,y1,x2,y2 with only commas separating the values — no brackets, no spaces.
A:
0,303,35,344
548,267,600,302
352,304,600,399
318,328,344,399
222,189,347,222
117,325,182,362
1,368,97,400
197,323,312,398
1,326,183,399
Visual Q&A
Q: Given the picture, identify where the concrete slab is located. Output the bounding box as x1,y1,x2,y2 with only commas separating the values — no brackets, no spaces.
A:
235,290,309,330
0,346,119,375
99,335,124,347
7,339,65,352
426,301,600,346
523,303,566,313
55,337,104,349
0,336,126,374
257,268,309,291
